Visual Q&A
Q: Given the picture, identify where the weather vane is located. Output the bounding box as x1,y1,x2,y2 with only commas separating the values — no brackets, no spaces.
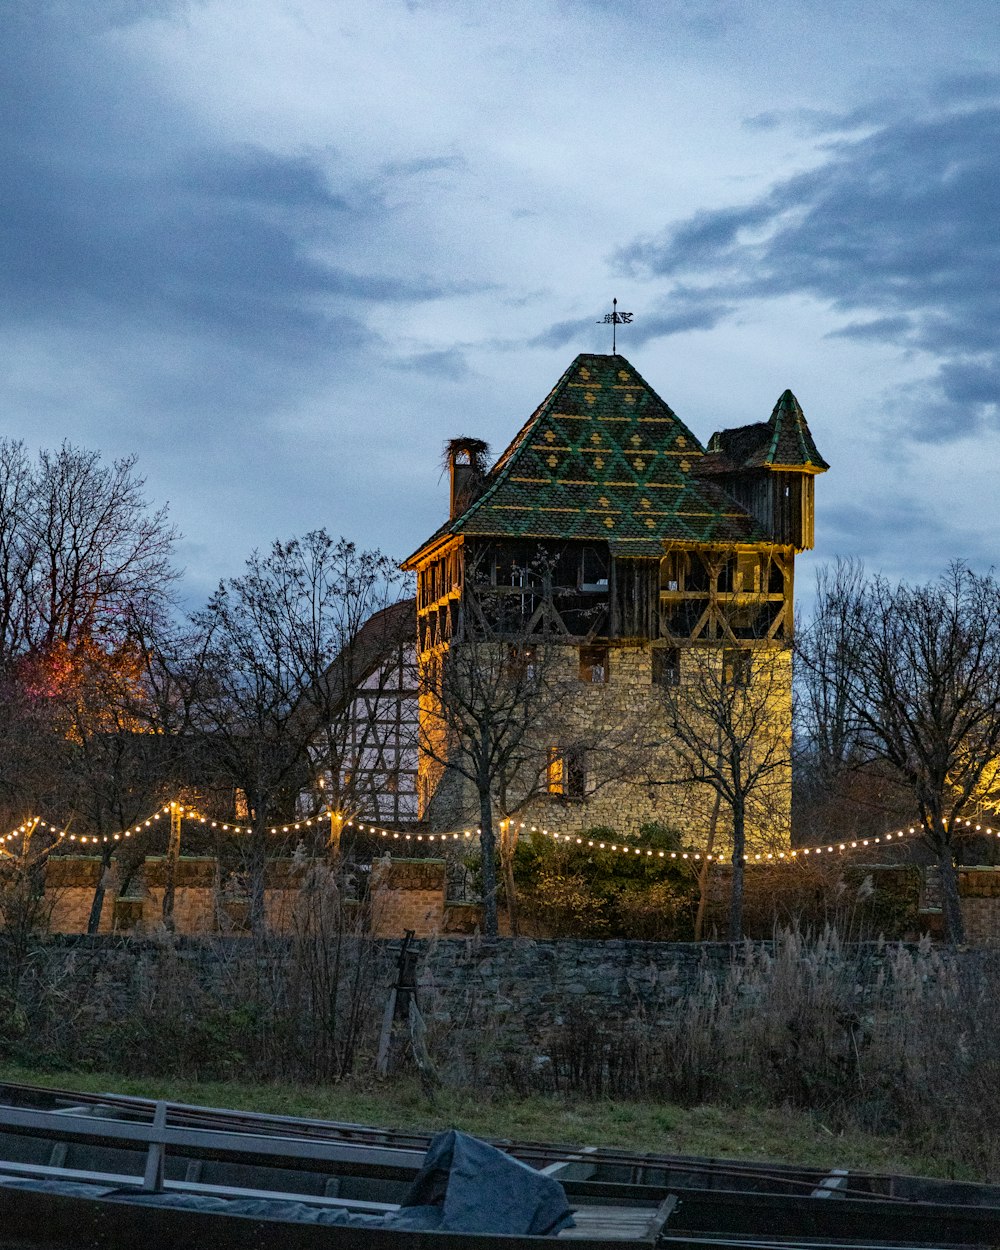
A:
597,298,633,354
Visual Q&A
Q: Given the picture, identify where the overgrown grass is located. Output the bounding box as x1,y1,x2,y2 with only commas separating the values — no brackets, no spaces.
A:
3,922,999,1182
0,1064,945,1180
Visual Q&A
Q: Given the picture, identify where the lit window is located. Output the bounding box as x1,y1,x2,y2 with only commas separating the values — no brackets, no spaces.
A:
547,747,564,794
548,747,586,797
508,644,537,681
579,645,608,683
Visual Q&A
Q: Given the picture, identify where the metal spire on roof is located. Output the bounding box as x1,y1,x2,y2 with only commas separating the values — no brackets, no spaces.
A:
597,297,633,354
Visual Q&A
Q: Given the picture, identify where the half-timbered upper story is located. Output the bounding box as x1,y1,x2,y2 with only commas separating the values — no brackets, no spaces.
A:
402,354,827,659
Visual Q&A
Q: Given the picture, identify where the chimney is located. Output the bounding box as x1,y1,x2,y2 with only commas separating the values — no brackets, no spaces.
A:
445,438,490,520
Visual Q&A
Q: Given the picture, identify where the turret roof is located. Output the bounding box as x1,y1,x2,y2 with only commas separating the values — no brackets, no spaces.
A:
702,389,829,474
406,354,775,564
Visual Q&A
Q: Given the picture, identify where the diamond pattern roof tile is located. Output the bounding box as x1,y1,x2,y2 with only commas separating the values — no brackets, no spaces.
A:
405,353,776,564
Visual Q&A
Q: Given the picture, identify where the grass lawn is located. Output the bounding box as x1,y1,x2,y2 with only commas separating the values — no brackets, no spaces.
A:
0,1064,951,1181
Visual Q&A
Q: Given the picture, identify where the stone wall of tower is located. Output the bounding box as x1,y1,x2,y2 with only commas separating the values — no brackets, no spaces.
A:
420,640,792,855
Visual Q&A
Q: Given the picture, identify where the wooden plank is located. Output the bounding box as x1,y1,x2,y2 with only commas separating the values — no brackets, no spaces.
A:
0,1160,398,1214
0,1105,422,1179
811,1168,849,1198
543,1145,598,1180
560,1204,661,1242
645,1192,678,1238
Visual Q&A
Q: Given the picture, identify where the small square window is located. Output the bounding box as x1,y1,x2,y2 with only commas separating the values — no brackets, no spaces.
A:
508,644,537,681
653,647,680,687
579,645,608,683
723,648,751,687
548,747,586,797
736,553,761,593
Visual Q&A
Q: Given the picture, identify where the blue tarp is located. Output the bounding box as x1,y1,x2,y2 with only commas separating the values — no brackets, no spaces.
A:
393,1129,575,1235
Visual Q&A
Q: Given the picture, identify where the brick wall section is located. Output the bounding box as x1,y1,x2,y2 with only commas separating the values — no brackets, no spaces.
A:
42,855,454,937
958,869,1000,946
417,938,734,1039
371,859,446,935
37,854,1000,944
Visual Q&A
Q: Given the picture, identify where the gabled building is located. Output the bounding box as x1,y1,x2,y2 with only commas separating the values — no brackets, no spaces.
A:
402,353,827,842
305,598,419,826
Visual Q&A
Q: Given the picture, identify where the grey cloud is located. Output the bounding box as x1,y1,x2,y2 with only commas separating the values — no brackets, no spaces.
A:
825,316,913,342
929,72,1000,106
380,155,467,178
16,2,197,34
822,499,991,580
937,361,1000,408
394,349,470,380
627,302,733,345
743,103,893,135
528,318,583,350
0,6,464,431
617,93,1000,442
178,147,351,209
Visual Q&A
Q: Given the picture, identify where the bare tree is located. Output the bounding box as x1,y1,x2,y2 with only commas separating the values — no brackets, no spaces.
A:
654,643,792,940
176,532,404,929
0,439,177,663
419,630,561,937
418,570,640,937
47,636,177,932
827,564,1000,944
795,559,867,789
0,819,61,1024
795,559,911,843
0,438,178,866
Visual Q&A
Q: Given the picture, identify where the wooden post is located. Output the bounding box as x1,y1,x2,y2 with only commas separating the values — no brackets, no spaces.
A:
162,803,182,926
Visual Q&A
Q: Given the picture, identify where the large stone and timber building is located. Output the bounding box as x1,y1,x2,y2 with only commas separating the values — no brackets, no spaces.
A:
402,352,827,846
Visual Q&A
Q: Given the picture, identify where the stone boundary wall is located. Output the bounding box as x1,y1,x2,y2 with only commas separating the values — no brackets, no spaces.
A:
417,938,735,1043
17,934,997,1058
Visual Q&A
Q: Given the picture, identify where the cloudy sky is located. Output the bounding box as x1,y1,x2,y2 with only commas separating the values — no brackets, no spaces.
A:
3,0,998,606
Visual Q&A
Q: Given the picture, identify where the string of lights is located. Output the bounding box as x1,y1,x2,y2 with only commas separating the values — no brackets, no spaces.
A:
2,802,998,866
519,818,1000,864
0,806,176,847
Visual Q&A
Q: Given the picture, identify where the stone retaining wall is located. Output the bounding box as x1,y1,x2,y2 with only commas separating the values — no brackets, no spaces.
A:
17,934,995,1061
417,937,733,1040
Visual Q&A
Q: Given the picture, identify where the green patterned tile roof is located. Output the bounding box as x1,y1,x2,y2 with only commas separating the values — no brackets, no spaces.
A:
408,353,774,561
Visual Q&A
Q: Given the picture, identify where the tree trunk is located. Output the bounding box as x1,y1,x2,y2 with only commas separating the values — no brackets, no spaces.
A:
86,842,114,935
161,804,182,928
328,811,343,861
478,786,499,937
500,819,519,937
728,799,746,942
249,812,269,935
937,845,966,945
694,790,722,942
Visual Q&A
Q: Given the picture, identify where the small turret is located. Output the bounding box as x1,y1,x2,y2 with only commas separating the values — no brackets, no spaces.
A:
699,390,827,550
